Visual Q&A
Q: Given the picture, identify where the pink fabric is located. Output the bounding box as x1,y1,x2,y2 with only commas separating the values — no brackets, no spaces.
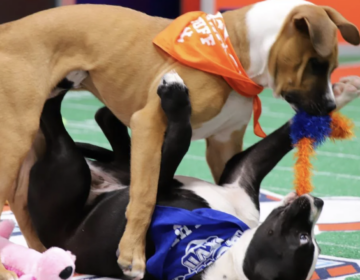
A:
0,231,41,275
0,220,14,240
0,221,76,280
4,264,25,278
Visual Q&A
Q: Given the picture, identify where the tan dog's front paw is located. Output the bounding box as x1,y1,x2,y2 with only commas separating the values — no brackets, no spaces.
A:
0,270,18,280
333,75,360,110
118,237,145,280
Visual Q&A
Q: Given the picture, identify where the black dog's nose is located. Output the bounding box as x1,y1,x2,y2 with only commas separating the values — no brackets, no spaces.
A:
59,266,73,279
314,197,324,209
324,101,336,114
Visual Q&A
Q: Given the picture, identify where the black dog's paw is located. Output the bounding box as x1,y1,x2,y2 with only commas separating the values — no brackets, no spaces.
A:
157,70,191,122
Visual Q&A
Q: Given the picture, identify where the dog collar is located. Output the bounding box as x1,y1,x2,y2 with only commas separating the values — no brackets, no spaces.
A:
153,11,266,138
147,206,250,280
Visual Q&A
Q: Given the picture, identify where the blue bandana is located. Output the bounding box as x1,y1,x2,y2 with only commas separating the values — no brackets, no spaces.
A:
146,206,250,280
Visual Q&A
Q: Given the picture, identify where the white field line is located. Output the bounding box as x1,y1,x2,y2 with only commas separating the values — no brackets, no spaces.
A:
262,104,360,121
188,143,360,161
64,117,360,160
275,166,360,181
316,151,360,160
262,185,333,197
317,241,360,250
260,95,360,114
185,154,360,180
65,91,94,99
246,125,360,143
63,103,100,111
65,120,101,132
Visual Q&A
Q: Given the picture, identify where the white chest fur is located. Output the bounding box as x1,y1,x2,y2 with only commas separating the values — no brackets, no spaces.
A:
191,91,253,141
174,176,259,280
190,0,315,142
202,229,256,280
176,176,259,228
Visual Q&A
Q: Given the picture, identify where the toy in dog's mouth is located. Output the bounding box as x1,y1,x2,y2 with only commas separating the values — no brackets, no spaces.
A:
290,110,354,195
243,193,324,280
283,91,336,116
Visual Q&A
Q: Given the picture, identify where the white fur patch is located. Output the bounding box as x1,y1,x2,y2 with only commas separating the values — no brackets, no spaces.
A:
306,239,320,280
191,91,253,141
305,194,321,280
86,160,126,204
203,228,256,280
245,0,313,87
176,176,259,228
174,175,258,280
161,70,185,86
326,78,336,103
66,70,88,88
49,70,88,98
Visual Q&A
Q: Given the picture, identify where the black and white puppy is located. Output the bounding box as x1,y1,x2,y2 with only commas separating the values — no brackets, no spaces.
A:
28,72,323,280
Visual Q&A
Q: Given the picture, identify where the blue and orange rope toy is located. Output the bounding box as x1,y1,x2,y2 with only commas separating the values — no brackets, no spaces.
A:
290,111,354,195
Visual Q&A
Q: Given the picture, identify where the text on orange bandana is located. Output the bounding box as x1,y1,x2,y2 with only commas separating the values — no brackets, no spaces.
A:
153,11,266,138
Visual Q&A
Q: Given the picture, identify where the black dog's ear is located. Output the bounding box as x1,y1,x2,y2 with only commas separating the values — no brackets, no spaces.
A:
219,122,292,195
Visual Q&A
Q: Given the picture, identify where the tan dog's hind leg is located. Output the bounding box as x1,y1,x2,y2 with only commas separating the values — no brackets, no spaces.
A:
8,200,45,252
0,82,44,278
206,127,247,184
118,99,166,279
8,130,46,252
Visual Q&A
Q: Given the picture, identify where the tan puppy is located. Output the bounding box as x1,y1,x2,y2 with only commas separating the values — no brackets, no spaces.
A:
0,1,359,278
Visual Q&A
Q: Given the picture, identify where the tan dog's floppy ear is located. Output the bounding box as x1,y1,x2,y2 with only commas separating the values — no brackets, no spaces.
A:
322,6,360,46
292,5,337,57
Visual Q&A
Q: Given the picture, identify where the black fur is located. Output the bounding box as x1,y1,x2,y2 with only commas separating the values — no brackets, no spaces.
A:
28,81,322,280
75,142,114,162
28,82,208,278
243,196,319,280
56,78,74,90
219,122,293,210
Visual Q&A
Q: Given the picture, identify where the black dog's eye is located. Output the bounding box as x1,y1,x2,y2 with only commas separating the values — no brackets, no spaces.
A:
268,230,273,236
308,57,328,75
300,233,309,245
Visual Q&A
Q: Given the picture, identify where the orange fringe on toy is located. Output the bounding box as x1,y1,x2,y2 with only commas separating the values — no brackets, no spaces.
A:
294,138,315,195
294,112,354,196
330,112,354,140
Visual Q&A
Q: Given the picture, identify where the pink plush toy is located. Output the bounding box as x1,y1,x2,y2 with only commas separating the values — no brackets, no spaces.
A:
0,220,76,280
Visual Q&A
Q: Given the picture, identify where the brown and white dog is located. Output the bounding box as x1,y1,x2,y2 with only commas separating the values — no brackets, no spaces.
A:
1,0,359,278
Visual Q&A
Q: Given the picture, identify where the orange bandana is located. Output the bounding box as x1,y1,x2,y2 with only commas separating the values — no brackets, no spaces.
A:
153,11,266,138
